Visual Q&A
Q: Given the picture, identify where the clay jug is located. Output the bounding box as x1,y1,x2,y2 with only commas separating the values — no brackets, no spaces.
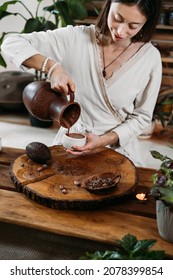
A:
23,81,81,128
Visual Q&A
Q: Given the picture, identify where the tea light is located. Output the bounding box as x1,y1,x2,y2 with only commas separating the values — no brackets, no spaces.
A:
136,193,147,203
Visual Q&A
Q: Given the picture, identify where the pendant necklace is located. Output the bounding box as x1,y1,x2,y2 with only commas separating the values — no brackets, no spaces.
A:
102,41,132,78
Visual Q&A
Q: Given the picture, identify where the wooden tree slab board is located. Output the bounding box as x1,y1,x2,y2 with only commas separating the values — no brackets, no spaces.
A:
10,146,137,210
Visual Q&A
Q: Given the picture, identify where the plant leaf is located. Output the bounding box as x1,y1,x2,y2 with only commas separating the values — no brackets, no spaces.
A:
42,20,57,30
0,32,8,67
0,53,7,67
0,1,19,11
121,234,137,253
159,187,173,203
0,10,16,20
80,250,122,260
23,18,56,32
80,234,166,260
150,150,169,161
151,173,159,184
132,240,156,256
43,4,55,12
54,0,74,26
67,0,88,19
144,250,166,260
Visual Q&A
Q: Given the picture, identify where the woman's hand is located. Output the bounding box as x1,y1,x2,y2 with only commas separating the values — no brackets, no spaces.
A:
66,133,102,155
49,63,75,95
66,131,119,155
23,54,75,95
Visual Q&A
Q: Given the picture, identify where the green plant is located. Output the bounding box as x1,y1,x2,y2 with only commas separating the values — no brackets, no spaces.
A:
0,0,88,67
80,234,165,260
153,89,173,129
150,150,173,206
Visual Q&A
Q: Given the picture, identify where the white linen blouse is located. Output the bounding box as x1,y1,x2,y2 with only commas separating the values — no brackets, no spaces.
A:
2,25,162,166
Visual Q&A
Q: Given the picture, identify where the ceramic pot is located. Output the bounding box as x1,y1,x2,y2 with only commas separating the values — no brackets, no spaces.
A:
23,81,81,128
29,113,53,128
168,12,173,26
158,12,167,25
0,71,34,110
156,200,173,243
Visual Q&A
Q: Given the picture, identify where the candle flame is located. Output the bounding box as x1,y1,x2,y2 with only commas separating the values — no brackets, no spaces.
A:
136,193,147,201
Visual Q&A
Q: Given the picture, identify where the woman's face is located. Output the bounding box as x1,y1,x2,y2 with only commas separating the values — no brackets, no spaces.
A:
107,3,147,42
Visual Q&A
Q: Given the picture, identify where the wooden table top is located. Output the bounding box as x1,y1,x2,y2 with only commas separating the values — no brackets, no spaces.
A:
0,146,173,258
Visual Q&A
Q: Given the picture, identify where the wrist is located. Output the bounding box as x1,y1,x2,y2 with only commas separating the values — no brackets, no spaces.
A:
100,131,119,147
42,58,61,75
41,57,51,73
47,62,61,80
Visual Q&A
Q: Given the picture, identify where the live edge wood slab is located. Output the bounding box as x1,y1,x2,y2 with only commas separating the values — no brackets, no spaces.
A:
0,146,173,258
10,146,137,210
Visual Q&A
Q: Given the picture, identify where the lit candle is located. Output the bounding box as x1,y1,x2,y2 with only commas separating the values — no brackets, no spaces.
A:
136,193,147,203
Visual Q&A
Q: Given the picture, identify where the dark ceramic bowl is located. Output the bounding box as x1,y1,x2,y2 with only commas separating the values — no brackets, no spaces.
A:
82,172,121,194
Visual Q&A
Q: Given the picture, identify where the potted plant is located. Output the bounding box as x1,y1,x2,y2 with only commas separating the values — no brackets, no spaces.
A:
80,233,166,260
139,87,173,139
153,88,173,130
150,150,173,243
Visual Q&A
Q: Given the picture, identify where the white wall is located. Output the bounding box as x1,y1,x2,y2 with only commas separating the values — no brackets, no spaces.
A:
0,0,53,72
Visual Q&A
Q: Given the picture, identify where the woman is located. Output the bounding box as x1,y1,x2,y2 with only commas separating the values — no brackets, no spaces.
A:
2,0,162,166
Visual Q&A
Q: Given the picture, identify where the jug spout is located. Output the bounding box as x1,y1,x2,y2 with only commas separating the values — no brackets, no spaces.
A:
23,81,81,128
49,100,81,128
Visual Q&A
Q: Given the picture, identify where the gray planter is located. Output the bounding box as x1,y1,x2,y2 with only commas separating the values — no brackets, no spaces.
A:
156,200,173,243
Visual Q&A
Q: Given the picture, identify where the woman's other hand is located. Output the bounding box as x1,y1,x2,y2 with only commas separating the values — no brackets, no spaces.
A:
66,131,119,155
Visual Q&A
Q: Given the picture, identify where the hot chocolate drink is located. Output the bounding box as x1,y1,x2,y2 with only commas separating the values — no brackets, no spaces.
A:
66,133,85,139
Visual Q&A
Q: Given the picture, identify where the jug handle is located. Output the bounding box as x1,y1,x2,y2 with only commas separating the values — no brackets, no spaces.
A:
68,90,75,103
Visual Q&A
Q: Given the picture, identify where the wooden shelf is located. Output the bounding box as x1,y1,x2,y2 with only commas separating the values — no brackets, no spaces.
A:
162,1,173,9
75,16,97,25
156,24,173,30
162,56,173,63
153,30,173,40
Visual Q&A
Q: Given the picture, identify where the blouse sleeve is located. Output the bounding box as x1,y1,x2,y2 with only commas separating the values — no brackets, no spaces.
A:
1,27,73,71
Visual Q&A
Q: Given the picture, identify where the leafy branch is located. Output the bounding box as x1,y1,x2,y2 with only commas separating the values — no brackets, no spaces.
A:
80,234,166,260
153,90,173,129
0,0,88,68
150,150,173,205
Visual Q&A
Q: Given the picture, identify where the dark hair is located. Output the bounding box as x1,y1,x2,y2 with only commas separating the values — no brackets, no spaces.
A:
96,0,162,42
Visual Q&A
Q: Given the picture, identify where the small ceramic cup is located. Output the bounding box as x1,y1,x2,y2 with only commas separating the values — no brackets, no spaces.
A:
62,132,86,150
